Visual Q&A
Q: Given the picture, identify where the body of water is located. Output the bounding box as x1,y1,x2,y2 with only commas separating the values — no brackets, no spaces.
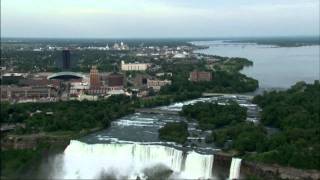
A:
31,95,258,180
193,41,320,91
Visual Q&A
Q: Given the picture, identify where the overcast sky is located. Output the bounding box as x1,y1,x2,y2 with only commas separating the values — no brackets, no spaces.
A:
1,0,319,38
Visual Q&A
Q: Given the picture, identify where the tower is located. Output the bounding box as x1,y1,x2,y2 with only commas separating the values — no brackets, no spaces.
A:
62,50,71,70
90,66,101,89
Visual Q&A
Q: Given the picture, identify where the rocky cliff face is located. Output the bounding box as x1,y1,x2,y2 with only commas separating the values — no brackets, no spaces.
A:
213,152,320,180
1,134,70,150
241,161,320,180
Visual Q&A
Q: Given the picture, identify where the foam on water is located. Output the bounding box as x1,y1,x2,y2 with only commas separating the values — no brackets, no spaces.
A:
229,158,242,180
57,140,215,179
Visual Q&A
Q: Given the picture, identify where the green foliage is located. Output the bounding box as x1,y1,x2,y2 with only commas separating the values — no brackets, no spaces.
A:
1,39,191,72
1,93,201,134
216,57,253,72
211,123,267,152
180,101,267,152
1,95,135,133
179,81,320,170
1,149,41,177
249,81,320,170
158,122,189,144
181,101,247,129
159,59,258,95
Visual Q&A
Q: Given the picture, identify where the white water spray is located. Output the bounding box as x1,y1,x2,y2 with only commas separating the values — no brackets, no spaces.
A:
228,157,242,180
56,140,215,179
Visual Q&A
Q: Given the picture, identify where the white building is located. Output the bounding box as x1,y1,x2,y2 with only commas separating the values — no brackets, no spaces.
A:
173,53,187,59
69,82,89,96
121,61,150,71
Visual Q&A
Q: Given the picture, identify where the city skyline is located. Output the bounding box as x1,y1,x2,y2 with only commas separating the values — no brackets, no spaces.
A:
2,0,319,38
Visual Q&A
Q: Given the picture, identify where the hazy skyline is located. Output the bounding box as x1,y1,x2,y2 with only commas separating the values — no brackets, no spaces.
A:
1,0,319,38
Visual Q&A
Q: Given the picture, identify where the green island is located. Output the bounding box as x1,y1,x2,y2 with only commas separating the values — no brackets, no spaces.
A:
160,81,319,171
158,122,189,144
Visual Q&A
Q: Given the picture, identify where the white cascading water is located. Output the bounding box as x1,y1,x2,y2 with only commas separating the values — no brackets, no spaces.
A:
56,140,214,179
228,157,242,180
182,151,214,178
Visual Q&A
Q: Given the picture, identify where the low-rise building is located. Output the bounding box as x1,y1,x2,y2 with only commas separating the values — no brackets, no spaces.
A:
107,73,124,91
156,72,173,77
1,73,25,84
86,87,108,95
121,61,150,71
70,82,89,96
1,85,57,102
133,74,150,88
147,79,172,91
189,71,212,82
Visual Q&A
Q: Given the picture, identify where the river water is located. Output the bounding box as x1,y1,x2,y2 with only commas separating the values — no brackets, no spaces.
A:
32,95,258,180
192,41,320,92
30,41,319,179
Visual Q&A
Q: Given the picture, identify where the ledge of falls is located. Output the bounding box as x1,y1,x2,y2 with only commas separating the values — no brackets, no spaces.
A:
54,140,215,179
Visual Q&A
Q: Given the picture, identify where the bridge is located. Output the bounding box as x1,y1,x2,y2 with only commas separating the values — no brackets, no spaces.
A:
135,108,179,115
202,93,254,99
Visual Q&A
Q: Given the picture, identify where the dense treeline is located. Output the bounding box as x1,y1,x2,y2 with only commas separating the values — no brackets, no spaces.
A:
181,101,247,129
1,50,135,72
158,122,189,144
1,95,134,133
2,38,191,49
249,81,320,170
1,149,42,177
180,102,266,152
0,93,200,134
1,39,191,72
231,36,320,47
178,81,320,170
159,59,258,95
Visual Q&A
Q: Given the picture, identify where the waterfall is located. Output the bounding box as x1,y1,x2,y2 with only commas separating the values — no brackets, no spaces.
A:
182,151,214,178
56,140,215,179
228,158,242,180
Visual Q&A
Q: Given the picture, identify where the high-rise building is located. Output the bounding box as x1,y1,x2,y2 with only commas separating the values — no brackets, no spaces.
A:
62,50,71,70
90,66,101,89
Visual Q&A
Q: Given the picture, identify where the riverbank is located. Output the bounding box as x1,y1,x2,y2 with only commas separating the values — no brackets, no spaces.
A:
192,41,319,90
0,127,103,179
3,90,319,179
213,152,320,180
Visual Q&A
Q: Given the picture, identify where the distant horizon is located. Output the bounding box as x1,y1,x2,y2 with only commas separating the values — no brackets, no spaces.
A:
2,0,319,38
2,35,319,40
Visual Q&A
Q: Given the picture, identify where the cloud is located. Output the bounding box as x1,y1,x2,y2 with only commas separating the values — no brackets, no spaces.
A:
1,0,319,37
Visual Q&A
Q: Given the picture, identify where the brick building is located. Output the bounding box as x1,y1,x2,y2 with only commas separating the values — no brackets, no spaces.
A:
89,66,101,89
107,73,124,91
189,71,212,82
